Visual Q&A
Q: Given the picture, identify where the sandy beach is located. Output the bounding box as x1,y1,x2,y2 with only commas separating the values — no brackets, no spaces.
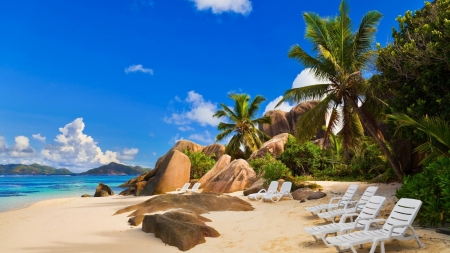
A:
1,181,449,253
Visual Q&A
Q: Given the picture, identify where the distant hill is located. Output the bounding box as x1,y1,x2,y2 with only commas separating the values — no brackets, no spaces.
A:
81,162,149,175
0,164,73,175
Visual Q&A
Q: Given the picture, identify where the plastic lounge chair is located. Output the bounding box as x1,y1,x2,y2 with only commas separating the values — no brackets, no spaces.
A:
305,184,359,215
166,183,191,194
304,196,386,243
188,182,201,193
248,181,279,200
262,181,293,202
318,186,379,223
324,198,425,253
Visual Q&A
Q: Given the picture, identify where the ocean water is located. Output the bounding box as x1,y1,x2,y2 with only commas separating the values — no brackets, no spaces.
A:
0,175,135,213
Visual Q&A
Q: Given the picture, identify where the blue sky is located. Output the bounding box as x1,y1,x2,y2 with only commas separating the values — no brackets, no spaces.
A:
0,0,426,172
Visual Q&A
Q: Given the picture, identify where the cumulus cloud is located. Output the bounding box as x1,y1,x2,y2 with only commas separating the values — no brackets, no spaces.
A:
169,133,183,145
124,64,154,74
190,0,252,15
118,148,139,160
32,133,46,142
0,135,37,160
164,91,221,127
264,68,329,114
188,130,214,143
178,126,194,131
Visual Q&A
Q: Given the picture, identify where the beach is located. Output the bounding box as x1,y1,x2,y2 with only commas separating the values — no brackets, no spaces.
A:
0,181,449,253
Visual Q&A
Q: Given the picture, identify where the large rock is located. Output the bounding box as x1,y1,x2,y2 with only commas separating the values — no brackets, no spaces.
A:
142,211,220,251
202,144,225,161
259,110,290,137
249,133,289,160
139,150,191,195
94,183,114,197
200,159,256,194
292,188,326,201
243,178,265,196
259,100,324,138
197,154,231,186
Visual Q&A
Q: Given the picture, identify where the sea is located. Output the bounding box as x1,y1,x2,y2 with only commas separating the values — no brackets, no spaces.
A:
0,175,135,213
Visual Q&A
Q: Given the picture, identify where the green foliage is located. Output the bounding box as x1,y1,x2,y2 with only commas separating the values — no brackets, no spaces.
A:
249,153,277,178
396,156,450,226
213,93,272,159
375,0,450,143
261,160,291,184
183,149,216,179
278,136,322,176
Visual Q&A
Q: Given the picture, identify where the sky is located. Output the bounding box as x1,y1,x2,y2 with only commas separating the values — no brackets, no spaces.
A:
0,0,427,172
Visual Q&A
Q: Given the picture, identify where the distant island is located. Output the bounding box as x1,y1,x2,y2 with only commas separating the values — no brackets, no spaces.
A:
0,162,150,175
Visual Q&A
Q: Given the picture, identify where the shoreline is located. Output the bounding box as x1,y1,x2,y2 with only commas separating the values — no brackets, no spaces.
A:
1,181,449,252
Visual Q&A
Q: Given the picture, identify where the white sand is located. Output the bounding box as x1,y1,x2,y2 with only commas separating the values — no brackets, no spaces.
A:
0,181,449,253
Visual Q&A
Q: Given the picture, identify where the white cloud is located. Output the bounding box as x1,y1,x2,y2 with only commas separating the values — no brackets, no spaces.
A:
263,96,295,115
0,135,36,158
188,130,214,143
32,133,46,142
152,152,156,156
165,91,221,127
124,64,154,74
118,148,139,160
178,126,194,131
190,0,252,15
169,133,183,145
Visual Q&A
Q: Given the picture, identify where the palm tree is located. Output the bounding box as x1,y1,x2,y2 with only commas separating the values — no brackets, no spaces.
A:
276,0,403,179
388,113,450,165
213,93,272,159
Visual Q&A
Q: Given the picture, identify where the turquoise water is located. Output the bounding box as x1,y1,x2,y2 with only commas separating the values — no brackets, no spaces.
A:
0,175,134,213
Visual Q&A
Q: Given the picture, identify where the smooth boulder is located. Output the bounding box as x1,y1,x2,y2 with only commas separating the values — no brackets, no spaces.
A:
94,183,114,197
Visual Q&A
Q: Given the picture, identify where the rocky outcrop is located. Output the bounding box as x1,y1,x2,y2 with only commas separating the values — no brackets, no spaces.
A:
259,100,324,138
248,133,289,160
94,183,114,197
139,150,191,195
142,211,220,251
114,193,254,222
202,144,225,161
197,154,231,186
243,178,264,196
200,159,256,194
292,188,326,201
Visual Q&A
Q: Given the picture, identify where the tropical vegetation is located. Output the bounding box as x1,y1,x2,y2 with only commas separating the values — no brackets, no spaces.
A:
183,149,216,179
213,93,272,159
275,0,403,179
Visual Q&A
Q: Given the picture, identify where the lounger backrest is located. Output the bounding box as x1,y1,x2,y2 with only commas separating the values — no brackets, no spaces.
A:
267,181,279,193
355,196,386,227
381,198,422,235
181,183,191,191
279,181,292,195
355,186,378,211
191,183,201,190
342,184,359,201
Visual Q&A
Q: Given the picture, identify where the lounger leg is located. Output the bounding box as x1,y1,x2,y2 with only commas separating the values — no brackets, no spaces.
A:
369,240,379,253
380,241,385,253
409,226,426,248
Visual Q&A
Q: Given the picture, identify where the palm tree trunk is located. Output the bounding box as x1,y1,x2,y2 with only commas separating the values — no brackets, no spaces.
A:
350,101,404,180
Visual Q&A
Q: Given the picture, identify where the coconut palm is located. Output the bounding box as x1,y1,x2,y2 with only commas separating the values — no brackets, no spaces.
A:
276,0,403,179
213,93,272,159
388,113,450,165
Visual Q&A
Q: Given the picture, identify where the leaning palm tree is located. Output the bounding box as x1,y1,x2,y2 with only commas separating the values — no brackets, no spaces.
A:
388,113,450,166
213,93,272,159
276,0,403,179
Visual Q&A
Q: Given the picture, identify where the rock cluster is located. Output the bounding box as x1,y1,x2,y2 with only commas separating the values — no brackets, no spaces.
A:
94,183,114,197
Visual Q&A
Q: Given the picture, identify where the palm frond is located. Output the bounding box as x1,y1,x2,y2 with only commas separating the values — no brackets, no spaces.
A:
248,95,266,118
275,84,330,107
303,12,330,50
353,10,382,61
215,128,234,142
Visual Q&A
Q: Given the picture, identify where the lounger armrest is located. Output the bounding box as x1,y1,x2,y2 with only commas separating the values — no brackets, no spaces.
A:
339,212,359,223
387,224,413,237
175,188,182,191
364,218,386,230
257,189,267,194
355,202,366,210
328,196,342,205
341,200,358,209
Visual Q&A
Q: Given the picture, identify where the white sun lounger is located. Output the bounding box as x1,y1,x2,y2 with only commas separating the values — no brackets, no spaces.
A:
248,181,279,200
305,196,386,243
306,184,359,215
187,182,201,193
166,183,191,194
262,181,293,202
324,198,425,253
317,186,378,222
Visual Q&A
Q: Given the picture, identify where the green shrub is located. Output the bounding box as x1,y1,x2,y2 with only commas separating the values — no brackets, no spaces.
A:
278,136,322,176
396,156,450,226
183,149,216,179
261,160,291,184
249,153,276,178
